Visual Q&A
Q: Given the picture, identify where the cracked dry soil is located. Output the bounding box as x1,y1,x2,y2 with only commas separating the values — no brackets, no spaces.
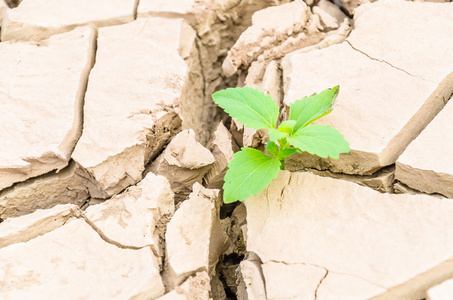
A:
1,0,453,299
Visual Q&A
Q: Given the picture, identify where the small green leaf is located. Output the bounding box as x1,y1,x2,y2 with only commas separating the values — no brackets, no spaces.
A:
287,124,349,159
266,141,279,157
212,87,279,130
278,148,298,159
223,148,281,203
277,120,296,134
289,86,339,133
268,128,288,141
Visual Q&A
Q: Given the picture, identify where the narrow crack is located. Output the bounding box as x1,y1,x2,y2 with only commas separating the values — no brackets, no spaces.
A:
0,25,98,203
224,0,243,13
277,172,292,206
194,38,207,99
155,213,172,292
266,259,387,290
133,0,140,20
266,259,330,299
256,173,291,238
63,26,98,160
79,212,155,252
314,268,328,300
345,40,426,81
276,61,286,123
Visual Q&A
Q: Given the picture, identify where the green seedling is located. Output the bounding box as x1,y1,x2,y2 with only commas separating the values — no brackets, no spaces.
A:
212,86,349,203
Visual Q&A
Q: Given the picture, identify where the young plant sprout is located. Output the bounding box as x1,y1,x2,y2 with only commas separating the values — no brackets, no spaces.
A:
212,86,349,203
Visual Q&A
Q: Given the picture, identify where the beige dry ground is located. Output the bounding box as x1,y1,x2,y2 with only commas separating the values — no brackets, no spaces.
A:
0,0,453,299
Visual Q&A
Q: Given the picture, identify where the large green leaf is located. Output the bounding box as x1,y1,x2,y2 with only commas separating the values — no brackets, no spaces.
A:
223,148,281,203
212,87,279,130
289,86,339,134
287,124,349,159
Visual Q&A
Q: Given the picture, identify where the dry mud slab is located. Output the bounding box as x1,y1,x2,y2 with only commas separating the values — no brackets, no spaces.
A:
0,174,174,298
165,184,228,287
0,0,6,25
1,0,453,299
0,217,165,299
84,172,175,255
0,26,95,191
428,278,453,300
0,161,90,219
72,17,203,199
1,0,137,41
148,129,215,201
245,171,453,299
284,0,453,175
0,204,80,248
0,0,290,297
396,92,453,198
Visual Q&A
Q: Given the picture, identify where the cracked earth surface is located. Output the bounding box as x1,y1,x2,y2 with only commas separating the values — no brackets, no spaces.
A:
1,0,453,299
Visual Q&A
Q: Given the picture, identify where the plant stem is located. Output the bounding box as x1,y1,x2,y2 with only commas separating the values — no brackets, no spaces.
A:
280,159,285,170
277,137,289,170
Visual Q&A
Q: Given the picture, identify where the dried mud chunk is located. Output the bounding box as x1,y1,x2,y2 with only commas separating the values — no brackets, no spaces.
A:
204,122,238,189
84,172,175,256
1,0,136,41
245,171,453,299
396,90,453,198
165,184,228,286
0,26,95,191
223,1,325,77
149,129,215,201
72,18,202,198
0,161,90,220
0,204,80,249
0,219,165,299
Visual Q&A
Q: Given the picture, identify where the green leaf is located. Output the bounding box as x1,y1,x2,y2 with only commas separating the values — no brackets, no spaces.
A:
289,86,339,134
266,141,279,157
268,128,288,141
212,87,279,130
287,124,349,159
277,120,296,134
223,148,281,203
278,148,298,159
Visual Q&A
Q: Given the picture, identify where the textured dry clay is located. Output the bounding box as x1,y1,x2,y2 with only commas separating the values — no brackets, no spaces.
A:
165,183,228,286
157,271,212,300
72,18,202,198
137,0,199,24
284,0,453,175
0,204,80,249
236,259,267,300
223,1,325,77
85,172,174,255
262,261,327,300
427,278,453,300
245,171,453,299
149,129,215,200
140,0,292,145
1,0,136,41
0,26,95,191
396,87,453,198
0,219,165,299
204,122,238,189
0,161,89,220
0,0,6,25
